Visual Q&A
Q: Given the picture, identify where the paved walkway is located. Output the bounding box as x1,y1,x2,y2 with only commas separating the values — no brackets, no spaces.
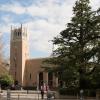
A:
0,90,96,100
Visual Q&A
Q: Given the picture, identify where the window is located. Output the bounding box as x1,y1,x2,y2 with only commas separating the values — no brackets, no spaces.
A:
48,72,53,87
14,31,17,37
18,32,19,36
30,73,31,80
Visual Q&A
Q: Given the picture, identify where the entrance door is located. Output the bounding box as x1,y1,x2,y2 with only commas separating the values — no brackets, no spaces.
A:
48,72,53,89
39,72,43,89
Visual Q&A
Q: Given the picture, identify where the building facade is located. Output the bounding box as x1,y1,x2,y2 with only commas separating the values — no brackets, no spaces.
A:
10,25,58,88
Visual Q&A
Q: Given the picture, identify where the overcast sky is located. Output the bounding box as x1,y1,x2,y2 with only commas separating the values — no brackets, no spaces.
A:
0,0,100,59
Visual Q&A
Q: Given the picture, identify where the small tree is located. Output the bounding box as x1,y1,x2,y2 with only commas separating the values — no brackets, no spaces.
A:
0,74,14,89
0,32,8,76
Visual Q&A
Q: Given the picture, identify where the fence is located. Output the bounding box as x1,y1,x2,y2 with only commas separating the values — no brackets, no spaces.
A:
0,90,97,100
0,90,55,100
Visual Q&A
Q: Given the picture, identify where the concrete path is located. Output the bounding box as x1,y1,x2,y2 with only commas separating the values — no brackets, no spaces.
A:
0,90,96,100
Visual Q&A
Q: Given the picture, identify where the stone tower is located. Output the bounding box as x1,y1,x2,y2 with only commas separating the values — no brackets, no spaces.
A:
10,25,28,86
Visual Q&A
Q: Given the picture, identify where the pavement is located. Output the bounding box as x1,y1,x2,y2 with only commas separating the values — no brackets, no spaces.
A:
0,90,96,100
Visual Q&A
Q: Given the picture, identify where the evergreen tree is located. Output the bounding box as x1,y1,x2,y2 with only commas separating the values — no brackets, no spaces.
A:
44,0,100,89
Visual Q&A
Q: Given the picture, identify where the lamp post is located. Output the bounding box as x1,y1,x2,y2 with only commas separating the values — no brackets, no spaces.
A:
80,89,84,100
7,89,11,100
37,73,39,100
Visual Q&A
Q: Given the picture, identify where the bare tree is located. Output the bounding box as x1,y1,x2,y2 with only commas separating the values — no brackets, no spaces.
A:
0,32,8,76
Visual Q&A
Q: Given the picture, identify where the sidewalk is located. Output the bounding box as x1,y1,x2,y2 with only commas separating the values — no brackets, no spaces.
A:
0,90,96,100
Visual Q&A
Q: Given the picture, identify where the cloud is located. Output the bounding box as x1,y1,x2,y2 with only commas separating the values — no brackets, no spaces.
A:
23,0,74,56
26,19,64,52
0,2,26,14
91,0,100,10
0,0,100,58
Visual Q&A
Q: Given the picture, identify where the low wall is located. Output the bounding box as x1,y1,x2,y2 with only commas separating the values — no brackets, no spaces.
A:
54,91,96,100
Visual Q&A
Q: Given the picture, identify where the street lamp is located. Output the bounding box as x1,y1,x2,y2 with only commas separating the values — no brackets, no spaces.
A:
80,89,84,100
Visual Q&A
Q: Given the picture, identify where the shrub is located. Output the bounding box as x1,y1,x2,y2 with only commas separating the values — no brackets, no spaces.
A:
83,89,96,97
59,88,96,97
59,87,78,95
0,74,14,89
23,86,37,90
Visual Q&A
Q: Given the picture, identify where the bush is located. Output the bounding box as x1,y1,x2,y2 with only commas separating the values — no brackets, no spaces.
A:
0,74,14,89
23,86,37,90
59,88,96,97
59,87,78,95
59,88,67,95
83,89,96,97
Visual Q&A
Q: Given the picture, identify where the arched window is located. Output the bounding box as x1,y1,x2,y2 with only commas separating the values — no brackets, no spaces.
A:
39,72,43,88
30,73,31,80
18,32,21,36
14,31,17,37
18,32,19,36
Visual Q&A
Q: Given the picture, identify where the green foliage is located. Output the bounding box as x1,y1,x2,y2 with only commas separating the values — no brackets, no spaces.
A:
44,0,100,90
83,89,96,97
0,74,14,89
23,86,37,90
59,87,78,95
59,88,96,97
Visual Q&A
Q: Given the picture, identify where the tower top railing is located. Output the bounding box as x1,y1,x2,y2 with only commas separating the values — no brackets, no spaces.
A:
11,24,28,41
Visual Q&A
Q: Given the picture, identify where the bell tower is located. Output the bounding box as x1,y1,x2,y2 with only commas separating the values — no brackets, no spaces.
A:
10,25,29,86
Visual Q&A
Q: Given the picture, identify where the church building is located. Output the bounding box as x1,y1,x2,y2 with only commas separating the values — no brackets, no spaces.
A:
10,25,58,89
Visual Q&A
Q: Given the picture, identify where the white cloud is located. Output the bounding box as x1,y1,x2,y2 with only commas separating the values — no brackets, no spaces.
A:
0,0,100,58
0,25,10,34
91,0,100,10
0,3,26,14
26,19,64,53
23,0,74,55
